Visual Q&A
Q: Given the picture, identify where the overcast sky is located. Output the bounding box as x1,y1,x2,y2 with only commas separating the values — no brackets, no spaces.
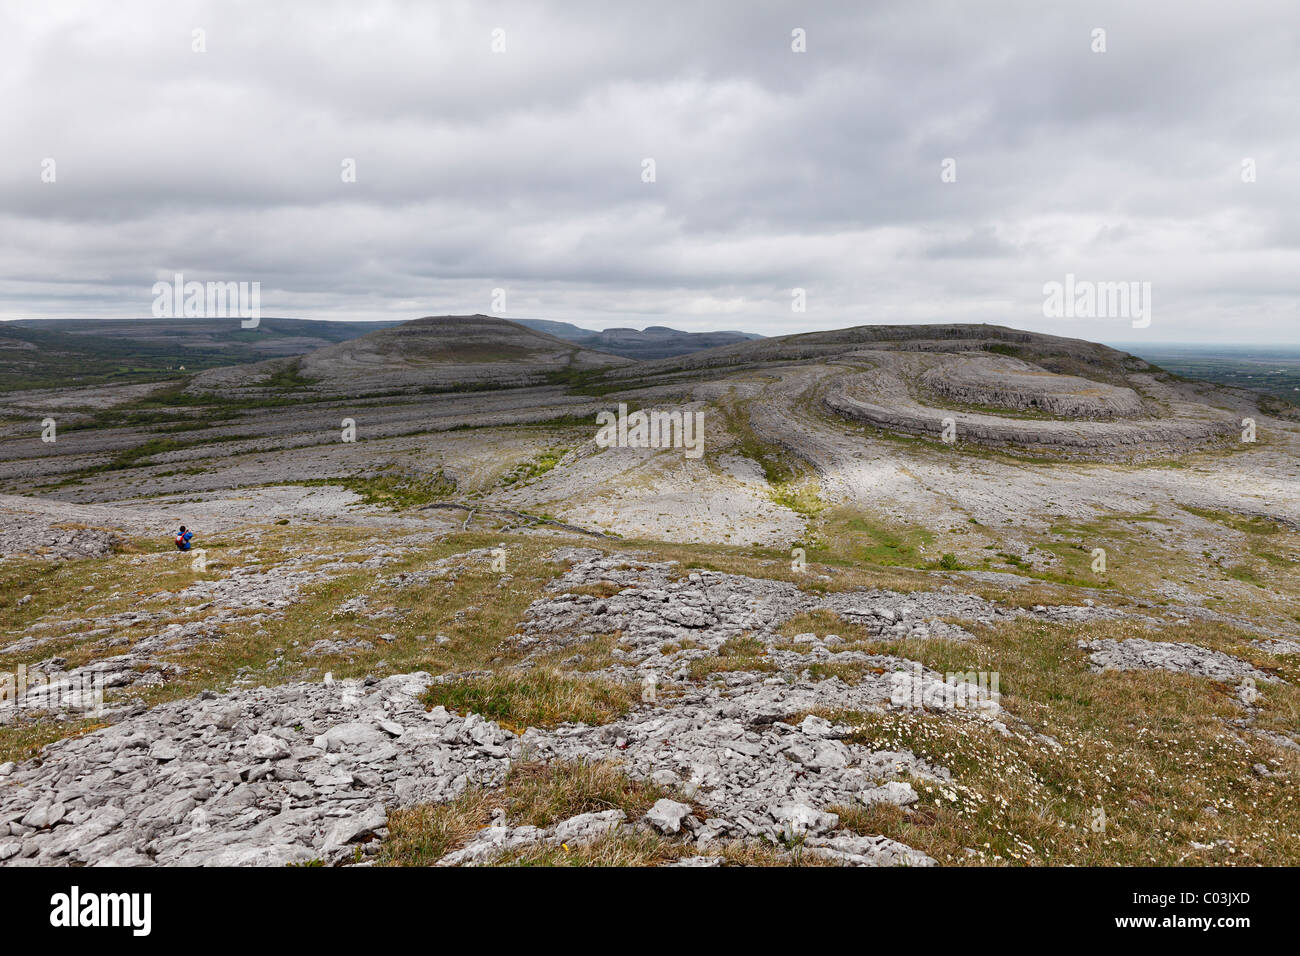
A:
1,0,1297,343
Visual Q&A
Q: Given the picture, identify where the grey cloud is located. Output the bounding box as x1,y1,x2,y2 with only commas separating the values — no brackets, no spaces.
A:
0,0,1296,342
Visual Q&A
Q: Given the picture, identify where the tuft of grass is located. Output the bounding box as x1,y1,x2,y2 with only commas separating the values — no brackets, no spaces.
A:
566,580,624,598
1222,563,1268,588
422,669,636,730
688,634,776,679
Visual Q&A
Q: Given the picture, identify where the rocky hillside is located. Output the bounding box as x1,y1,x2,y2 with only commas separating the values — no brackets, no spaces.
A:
574,323,1246,459
599,323,1151,379
0,317,1295,868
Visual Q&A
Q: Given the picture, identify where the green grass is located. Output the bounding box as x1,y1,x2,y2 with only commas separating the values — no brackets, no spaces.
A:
501,448,568,486
716,398,825,517
1184,506,1281,536
769,482,824,517
295,471,458,510
809,508,935,568
1222,563,1269,588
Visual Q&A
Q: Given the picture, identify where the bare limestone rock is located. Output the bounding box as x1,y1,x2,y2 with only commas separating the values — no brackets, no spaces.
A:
1080,638,1282,684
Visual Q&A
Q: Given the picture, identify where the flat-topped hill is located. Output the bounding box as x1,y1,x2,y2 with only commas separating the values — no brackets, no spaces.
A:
190,315,632,395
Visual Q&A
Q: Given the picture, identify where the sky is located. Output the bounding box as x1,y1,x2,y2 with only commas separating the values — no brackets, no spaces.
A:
1,0,1297,344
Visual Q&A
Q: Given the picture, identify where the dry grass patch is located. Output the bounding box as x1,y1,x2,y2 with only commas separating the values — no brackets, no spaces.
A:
687,633,776,679
0,716,111,766
380,759,702,867
713,840,842,866
779,608,874,643
490,833,842,867
494,829,682,866
175,531,565,690
968,578,1132,612
502,759,678,828
529,630,623,672
0,549,217,636
566,580,625,598
803,661,870,683
377,788,496,866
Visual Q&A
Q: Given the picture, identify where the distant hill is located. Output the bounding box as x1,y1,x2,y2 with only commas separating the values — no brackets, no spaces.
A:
0,318,399,392
593,321,1162,386
190,315,633,395
0,316,758,391
513,319,762,360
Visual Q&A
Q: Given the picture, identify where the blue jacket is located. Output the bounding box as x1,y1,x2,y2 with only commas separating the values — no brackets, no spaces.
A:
175,530,193,551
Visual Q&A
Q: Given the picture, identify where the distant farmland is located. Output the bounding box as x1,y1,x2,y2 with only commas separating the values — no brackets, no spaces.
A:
1125,344,1300,405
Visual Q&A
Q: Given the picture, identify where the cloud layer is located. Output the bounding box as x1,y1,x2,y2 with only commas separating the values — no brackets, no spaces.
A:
2,0,1297,342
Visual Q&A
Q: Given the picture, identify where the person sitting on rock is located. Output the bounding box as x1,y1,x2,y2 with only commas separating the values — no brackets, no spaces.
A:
174,525,193,551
